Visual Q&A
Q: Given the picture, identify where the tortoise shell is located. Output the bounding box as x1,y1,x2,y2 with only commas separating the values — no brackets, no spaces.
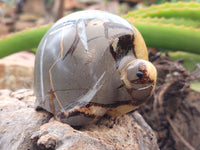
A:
34,10,157,126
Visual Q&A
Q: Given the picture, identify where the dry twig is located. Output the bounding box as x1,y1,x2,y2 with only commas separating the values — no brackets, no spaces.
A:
166,115,195,150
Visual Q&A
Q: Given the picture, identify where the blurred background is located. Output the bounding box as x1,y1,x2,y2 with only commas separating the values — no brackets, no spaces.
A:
1,0,200,35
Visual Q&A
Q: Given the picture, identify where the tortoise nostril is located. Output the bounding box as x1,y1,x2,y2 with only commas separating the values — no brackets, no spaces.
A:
136,71,143,79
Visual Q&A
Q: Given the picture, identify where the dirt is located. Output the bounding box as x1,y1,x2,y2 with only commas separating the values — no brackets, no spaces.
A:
137,52,200,150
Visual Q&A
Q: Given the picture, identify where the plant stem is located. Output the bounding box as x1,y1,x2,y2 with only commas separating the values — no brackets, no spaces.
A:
0,24,51,58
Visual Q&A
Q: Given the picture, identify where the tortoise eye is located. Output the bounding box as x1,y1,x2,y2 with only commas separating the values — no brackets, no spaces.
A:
136,71,143,79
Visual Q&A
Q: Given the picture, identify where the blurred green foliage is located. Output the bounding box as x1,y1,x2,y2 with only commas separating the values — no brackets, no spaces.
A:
169,51,200,72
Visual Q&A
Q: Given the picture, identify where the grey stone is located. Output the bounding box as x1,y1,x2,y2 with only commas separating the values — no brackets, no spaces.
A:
0,89,159,150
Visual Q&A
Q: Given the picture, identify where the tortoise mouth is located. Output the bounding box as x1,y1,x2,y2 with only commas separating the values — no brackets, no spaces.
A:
117,81,154,91
134,84,154,91
128,82,154,91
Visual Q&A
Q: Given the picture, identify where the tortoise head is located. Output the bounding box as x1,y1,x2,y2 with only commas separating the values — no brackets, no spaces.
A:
120,59,157,105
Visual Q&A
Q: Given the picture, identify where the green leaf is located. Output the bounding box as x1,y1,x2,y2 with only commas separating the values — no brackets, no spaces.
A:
169,51,200,72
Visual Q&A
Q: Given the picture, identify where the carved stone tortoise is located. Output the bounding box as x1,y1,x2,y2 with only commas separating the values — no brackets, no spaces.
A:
34,10,157,126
